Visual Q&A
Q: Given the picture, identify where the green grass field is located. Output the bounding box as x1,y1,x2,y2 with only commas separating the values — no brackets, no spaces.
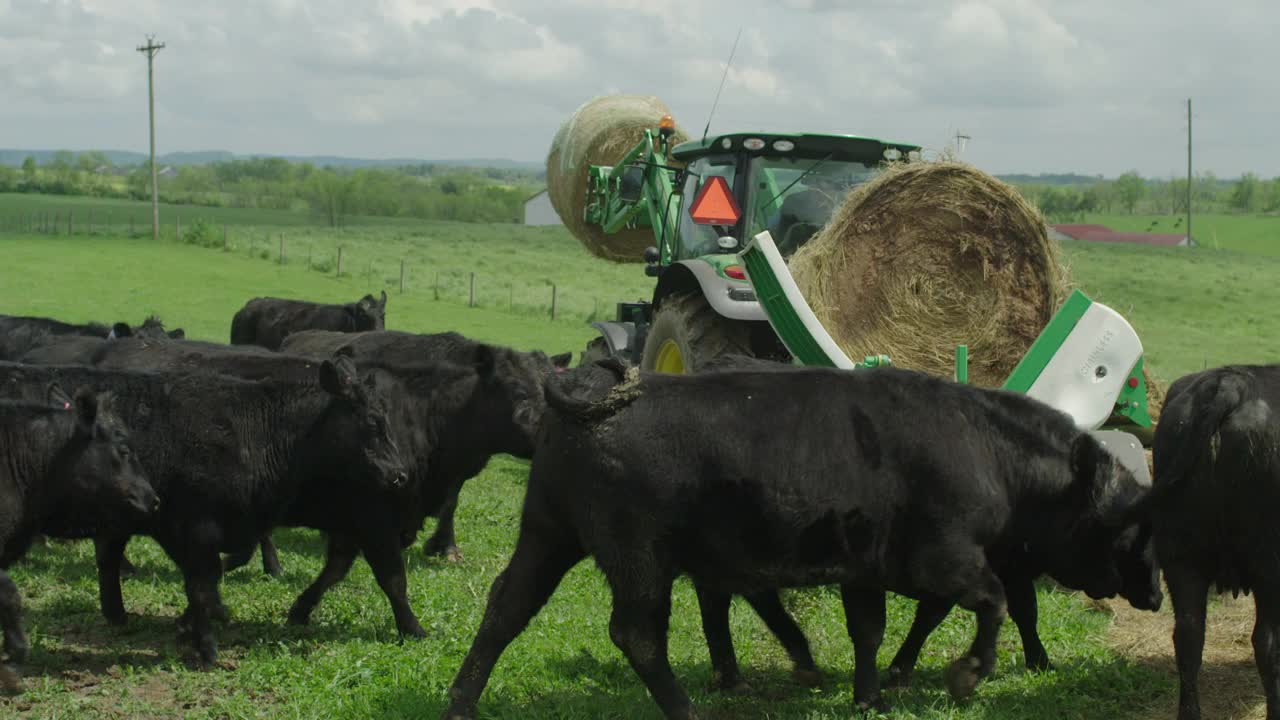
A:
0,207,1277,718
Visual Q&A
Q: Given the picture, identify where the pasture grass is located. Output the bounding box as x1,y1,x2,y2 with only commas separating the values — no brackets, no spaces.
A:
0,220,1276,717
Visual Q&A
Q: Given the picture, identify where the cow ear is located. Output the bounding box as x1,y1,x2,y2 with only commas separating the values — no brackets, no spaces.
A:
473,344,496,379
74,388,99,428
46,381,73,409
550,352,572,369
1071,432,1100,492
111,322,133,339
319,357,359,397
379,290,387,307
168,328,186,339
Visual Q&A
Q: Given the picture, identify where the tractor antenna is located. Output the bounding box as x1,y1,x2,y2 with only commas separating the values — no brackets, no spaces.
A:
701,27,742,143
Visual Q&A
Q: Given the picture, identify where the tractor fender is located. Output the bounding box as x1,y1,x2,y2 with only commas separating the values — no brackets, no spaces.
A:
589,321,634,356
656,260,768,322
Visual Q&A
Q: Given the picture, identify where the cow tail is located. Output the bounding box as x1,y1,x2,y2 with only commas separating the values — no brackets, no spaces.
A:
1150,369,1255,506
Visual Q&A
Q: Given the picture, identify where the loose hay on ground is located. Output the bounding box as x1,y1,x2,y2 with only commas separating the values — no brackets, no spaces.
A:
789,160,1070,387
1104,591,1266,719
546,94,691,263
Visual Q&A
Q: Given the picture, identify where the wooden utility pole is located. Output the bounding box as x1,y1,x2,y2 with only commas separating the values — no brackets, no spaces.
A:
1186,98,1193,246
137,35,165,241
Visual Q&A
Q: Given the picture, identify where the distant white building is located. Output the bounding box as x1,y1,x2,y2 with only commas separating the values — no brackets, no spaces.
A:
523,189,562,226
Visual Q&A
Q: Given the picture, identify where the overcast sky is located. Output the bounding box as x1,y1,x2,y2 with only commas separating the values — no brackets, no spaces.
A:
1,0,1275,178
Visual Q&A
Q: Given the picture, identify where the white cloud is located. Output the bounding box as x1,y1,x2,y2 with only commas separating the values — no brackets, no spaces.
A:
0,0,1275,176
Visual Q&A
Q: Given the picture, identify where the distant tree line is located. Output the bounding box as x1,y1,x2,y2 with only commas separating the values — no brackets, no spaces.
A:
1013,170,1280,222
0,152,544,225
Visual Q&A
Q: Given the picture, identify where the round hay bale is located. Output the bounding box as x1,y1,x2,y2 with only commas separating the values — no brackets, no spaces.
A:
546,94,691,263
789,159,1071,388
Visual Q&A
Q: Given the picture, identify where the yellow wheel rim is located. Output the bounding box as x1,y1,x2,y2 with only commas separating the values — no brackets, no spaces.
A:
654,339,686,374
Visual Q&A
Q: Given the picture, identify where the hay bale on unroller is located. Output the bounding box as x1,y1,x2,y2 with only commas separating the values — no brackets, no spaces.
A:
546,94,691,263
789,160,1071,388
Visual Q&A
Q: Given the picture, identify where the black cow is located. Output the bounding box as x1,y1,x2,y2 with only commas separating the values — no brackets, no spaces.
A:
0,388,158,691
0,356,407,666
0,314,183,362
1150,364,1280,720
229,292,388,350
688,354,1164,691
279,329,571,562
440,364,1155,719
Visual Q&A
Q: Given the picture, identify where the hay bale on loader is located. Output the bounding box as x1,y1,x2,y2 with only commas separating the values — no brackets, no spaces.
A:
789,160,1070,389
546,94,691,263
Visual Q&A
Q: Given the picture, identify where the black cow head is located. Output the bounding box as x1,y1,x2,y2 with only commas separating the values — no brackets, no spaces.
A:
316,352,408,491
47,384,159,527
351,291,388,332
1048,433,1156,601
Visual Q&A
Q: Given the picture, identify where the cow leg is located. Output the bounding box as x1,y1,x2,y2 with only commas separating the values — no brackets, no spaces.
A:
360,531,427,638
1004,573,1050,672
259,533,283,577
885,594,953,688
221,545,255,574
1254,588,1280,720
743,590,821,686
422,490,463,563
1166,563,1209,720
841,586,888,713
606,571,694,720
693,582,745,692
0,571,27,666
287,533,359,626
939,560,1008,700
442,530,585,719
94,534,131,625
176,553,223,666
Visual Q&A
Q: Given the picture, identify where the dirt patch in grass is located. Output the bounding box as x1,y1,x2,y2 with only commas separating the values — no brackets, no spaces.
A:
1101,589,1266,719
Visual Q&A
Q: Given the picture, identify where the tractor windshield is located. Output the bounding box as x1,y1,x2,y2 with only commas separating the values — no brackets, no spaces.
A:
748,157,878,257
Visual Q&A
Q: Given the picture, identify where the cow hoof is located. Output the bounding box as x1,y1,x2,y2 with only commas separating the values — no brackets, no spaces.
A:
1025,653,1053,673
855,698,889,716
883,665,912,689
285,609,311,627
400,625,429,640
103,611,128,627
944,656,983,700
0,664,22,695
445,547,464,564
4,641,29,667
792,668,824,688
710,675,751,695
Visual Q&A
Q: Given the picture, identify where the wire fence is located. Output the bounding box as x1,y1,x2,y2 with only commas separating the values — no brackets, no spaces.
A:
0,208,626,326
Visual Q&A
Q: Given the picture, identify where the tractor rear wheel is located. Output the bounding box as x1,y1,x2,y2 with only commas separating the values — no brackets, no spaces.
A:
640,292,752,374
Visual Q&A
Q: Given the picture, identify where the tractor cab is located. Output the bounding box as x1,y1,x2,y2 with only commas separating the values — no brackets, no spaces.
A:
668,133,922,262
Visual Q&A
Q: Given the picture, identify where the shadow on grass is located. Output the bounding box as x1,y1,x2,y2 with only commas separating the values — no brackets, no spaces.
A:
343,649,1178,720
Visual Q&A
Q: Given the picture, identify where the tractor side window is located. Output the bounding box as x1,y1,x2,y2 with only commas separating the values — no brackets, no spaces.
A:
748,159,876,258
678,156,738,258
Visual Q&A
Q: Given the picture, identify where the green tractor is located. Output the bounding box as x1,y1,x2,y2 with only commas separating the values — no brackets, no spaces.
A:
573,114,1155,464
579,115,919,373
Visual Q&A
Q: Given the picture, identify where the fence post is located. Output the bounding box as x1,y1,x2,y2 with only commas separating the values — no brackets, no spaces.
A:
223,225,228,251
399,260,405,294
130,214,135,236
509,284,513,310
176,214,180,241
469,273,476,307
55,211,60,235
336,246,343,277
279,234,285,264
550,283,557,320
68,210,73,235
434,272,440,300
88,209,93,235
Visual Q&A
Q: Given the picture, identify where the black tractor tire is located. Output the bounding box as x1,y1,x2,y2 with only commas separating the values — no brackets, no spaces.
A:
640,292,752,374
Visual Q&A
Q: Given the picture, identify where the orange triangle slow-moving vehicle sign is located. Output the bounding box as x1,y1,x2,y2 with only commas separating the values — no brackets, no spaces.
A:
688,176,741,226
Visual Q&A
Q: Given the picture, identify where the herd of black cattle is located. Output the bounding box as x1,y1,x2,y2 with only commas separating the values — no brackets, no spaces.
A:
0,291,1276,720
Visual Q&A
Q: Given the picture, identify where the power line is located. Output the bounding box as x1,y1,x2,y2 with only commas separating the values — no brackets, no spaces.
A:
137,35,165,241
